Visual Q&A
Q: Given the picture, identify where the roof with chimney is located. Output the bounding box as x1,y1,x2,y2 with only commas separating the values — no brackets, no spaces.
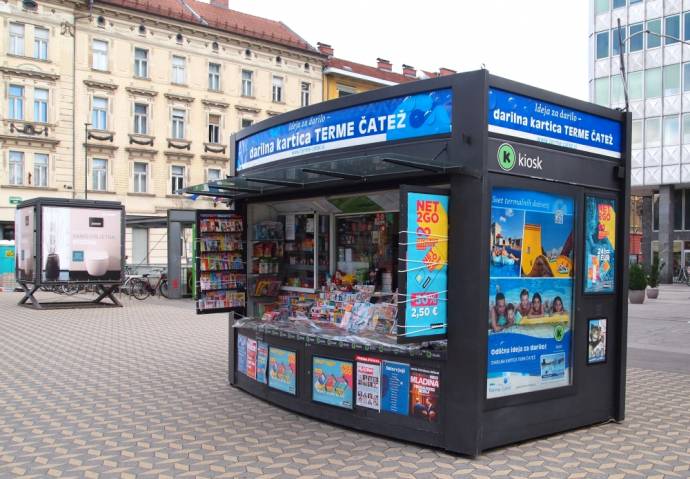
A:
318,43,455,85
96,0,320,54
325,57,416,85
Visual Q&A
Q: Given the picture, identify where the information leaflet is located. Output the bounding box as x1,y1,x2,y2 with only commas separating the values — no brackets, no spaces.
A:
256,341,268,384
237,334,247,375
356,356,381,411
381,361,410,415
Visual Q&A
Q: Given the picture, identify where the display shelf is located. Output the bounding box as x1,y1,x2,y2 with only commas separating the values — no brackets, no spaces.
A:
285,264,327,271
280,285,317,293
199,287,247,293
199,267,246,273
195,210,246,315
201,249,244,254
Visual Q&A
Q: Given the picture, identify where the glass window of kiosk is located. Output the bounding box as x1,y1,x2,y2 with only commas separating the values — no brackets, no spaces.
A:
280,213,330,291
335,212,398,292
246,191,406,346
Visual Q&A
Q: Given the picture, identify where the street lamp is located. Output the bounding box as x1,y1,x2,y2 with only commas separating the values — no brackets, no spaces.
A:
616,18,690,111
84,122,91,200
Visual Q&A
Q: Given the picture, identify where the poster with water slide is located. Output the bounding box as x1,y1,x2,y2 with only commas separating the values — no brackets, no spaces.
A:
487,187,574,398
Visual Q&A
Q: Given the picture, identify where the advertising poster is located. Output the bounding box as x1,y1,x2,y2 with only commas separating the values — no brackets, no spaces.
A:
381,361,410,415
588,318,607,364
237,334,247,375
256,341,268,384
246,338,257,380
487,187,574,398
15,207,34,282
236,89,452,171
355,356,381,411
268,347,297,395
41,206,122,283
312,357,354,409
403,192,449,339
409,367,440,422
487,87,622,159
584,197,616,294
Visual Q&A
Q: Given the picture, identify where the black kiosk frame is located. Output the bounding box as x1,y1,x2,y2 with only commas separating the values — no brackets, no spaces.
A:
188,70,630,456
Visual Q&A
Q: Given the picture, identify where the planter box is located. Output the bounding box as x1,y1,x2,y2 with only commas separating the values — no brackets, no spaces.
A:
629,290,646,304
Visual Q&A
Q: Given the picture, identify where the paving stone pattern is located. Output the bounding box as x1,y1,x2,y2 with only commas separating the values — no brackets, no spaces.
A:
1,291,690,478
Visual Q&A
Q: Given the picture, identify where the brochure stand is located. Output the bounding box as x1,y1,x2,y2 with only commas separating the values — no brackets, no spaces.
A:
188,70,630,456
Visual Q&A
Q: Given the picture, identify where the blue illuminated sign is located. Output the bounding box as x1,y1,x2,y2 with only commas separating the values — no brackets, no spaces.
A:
236,89,453,172
488,88,622,159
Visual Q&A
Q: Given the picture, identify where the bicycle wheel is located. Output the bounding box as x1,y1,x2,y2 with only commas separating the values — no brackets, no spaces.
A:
132,278,150,300
61,284,79,295
159,279,169,298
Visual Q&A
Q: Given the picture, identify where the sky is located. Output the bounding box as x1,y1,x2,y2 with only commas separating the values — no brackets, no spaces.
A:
208,0,590,101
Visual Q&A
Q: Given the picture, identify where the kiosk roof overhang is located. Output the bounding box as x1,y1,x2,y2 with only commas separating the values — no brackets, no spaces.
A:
186,139,470,201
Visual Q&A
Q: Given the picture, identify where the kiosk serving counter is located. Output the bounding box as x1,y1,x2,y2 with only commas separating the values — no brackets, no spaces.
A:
187,70,630,455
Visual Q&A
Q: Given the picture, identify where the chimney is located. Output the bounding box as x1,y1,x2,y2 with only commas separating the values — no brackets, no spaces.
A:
402,64,416,78
438,67,456,77
377,58,392,72
317,42,334,56
210,0,228,8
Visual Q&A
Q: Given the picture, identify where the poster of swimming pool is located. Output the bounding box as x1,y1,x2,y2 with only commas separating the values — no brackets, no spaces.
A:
487,187,574,399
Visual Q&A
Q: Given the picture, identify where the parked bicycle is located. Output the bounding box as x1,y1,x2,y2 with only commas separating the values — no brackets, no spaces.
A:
130,270,168,300
675,265,690,285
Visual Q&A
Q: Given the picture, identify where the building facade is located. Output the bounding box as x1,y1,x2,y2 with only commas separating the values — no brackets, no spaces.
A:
1,0,324,265
0,0,77,240
590,0,690,281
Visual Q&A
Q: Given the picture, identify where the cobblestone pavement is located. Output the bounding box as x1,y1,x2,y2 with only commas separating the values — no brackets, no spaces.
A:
1,289,690,478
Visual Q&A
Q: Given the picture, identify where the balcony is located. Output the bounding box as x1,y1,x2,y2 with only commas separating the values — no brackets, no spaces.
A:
0,119,59,149
85,129,117,156
129,133,155,147
203,143,226,154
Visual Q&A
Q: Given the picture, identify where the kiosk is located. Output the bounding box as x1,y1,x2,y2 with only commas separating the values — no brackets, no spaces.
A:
187,70,630,455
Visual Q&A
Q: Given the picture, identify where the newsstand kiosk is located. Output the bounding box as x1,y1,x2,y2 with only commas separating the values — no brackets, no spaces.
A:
188,70,630,455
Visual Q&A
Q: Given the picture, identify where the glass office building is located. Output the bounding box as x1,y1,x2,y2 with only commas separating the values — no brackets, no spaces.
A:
590,0,690,279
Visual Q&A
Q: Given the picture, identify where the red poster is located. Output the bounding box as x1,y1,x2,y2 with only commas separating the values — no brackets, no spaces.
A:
246,338,257,380
409,367,440,422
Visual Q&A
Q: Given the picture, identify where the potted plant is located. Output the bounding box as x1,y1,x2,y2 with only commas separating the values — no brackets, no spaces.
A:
646,257,663,299
629,263,647,304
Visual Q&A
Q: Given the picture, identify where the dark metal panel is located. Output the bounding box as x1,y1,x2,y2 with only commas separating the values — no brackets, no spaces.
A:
615,111,632,421
231,326,446,448
443,69,490,457
487,138,620,190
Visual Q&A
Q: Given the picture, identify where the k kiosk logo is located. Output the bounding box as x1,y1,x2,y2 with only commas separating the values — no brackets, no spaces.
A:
496,142,543,173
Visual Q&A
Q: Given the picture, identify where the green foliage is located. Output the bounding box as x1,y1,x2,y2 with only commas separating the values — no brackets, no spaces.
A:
647,257,663,288
629,263,647,290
